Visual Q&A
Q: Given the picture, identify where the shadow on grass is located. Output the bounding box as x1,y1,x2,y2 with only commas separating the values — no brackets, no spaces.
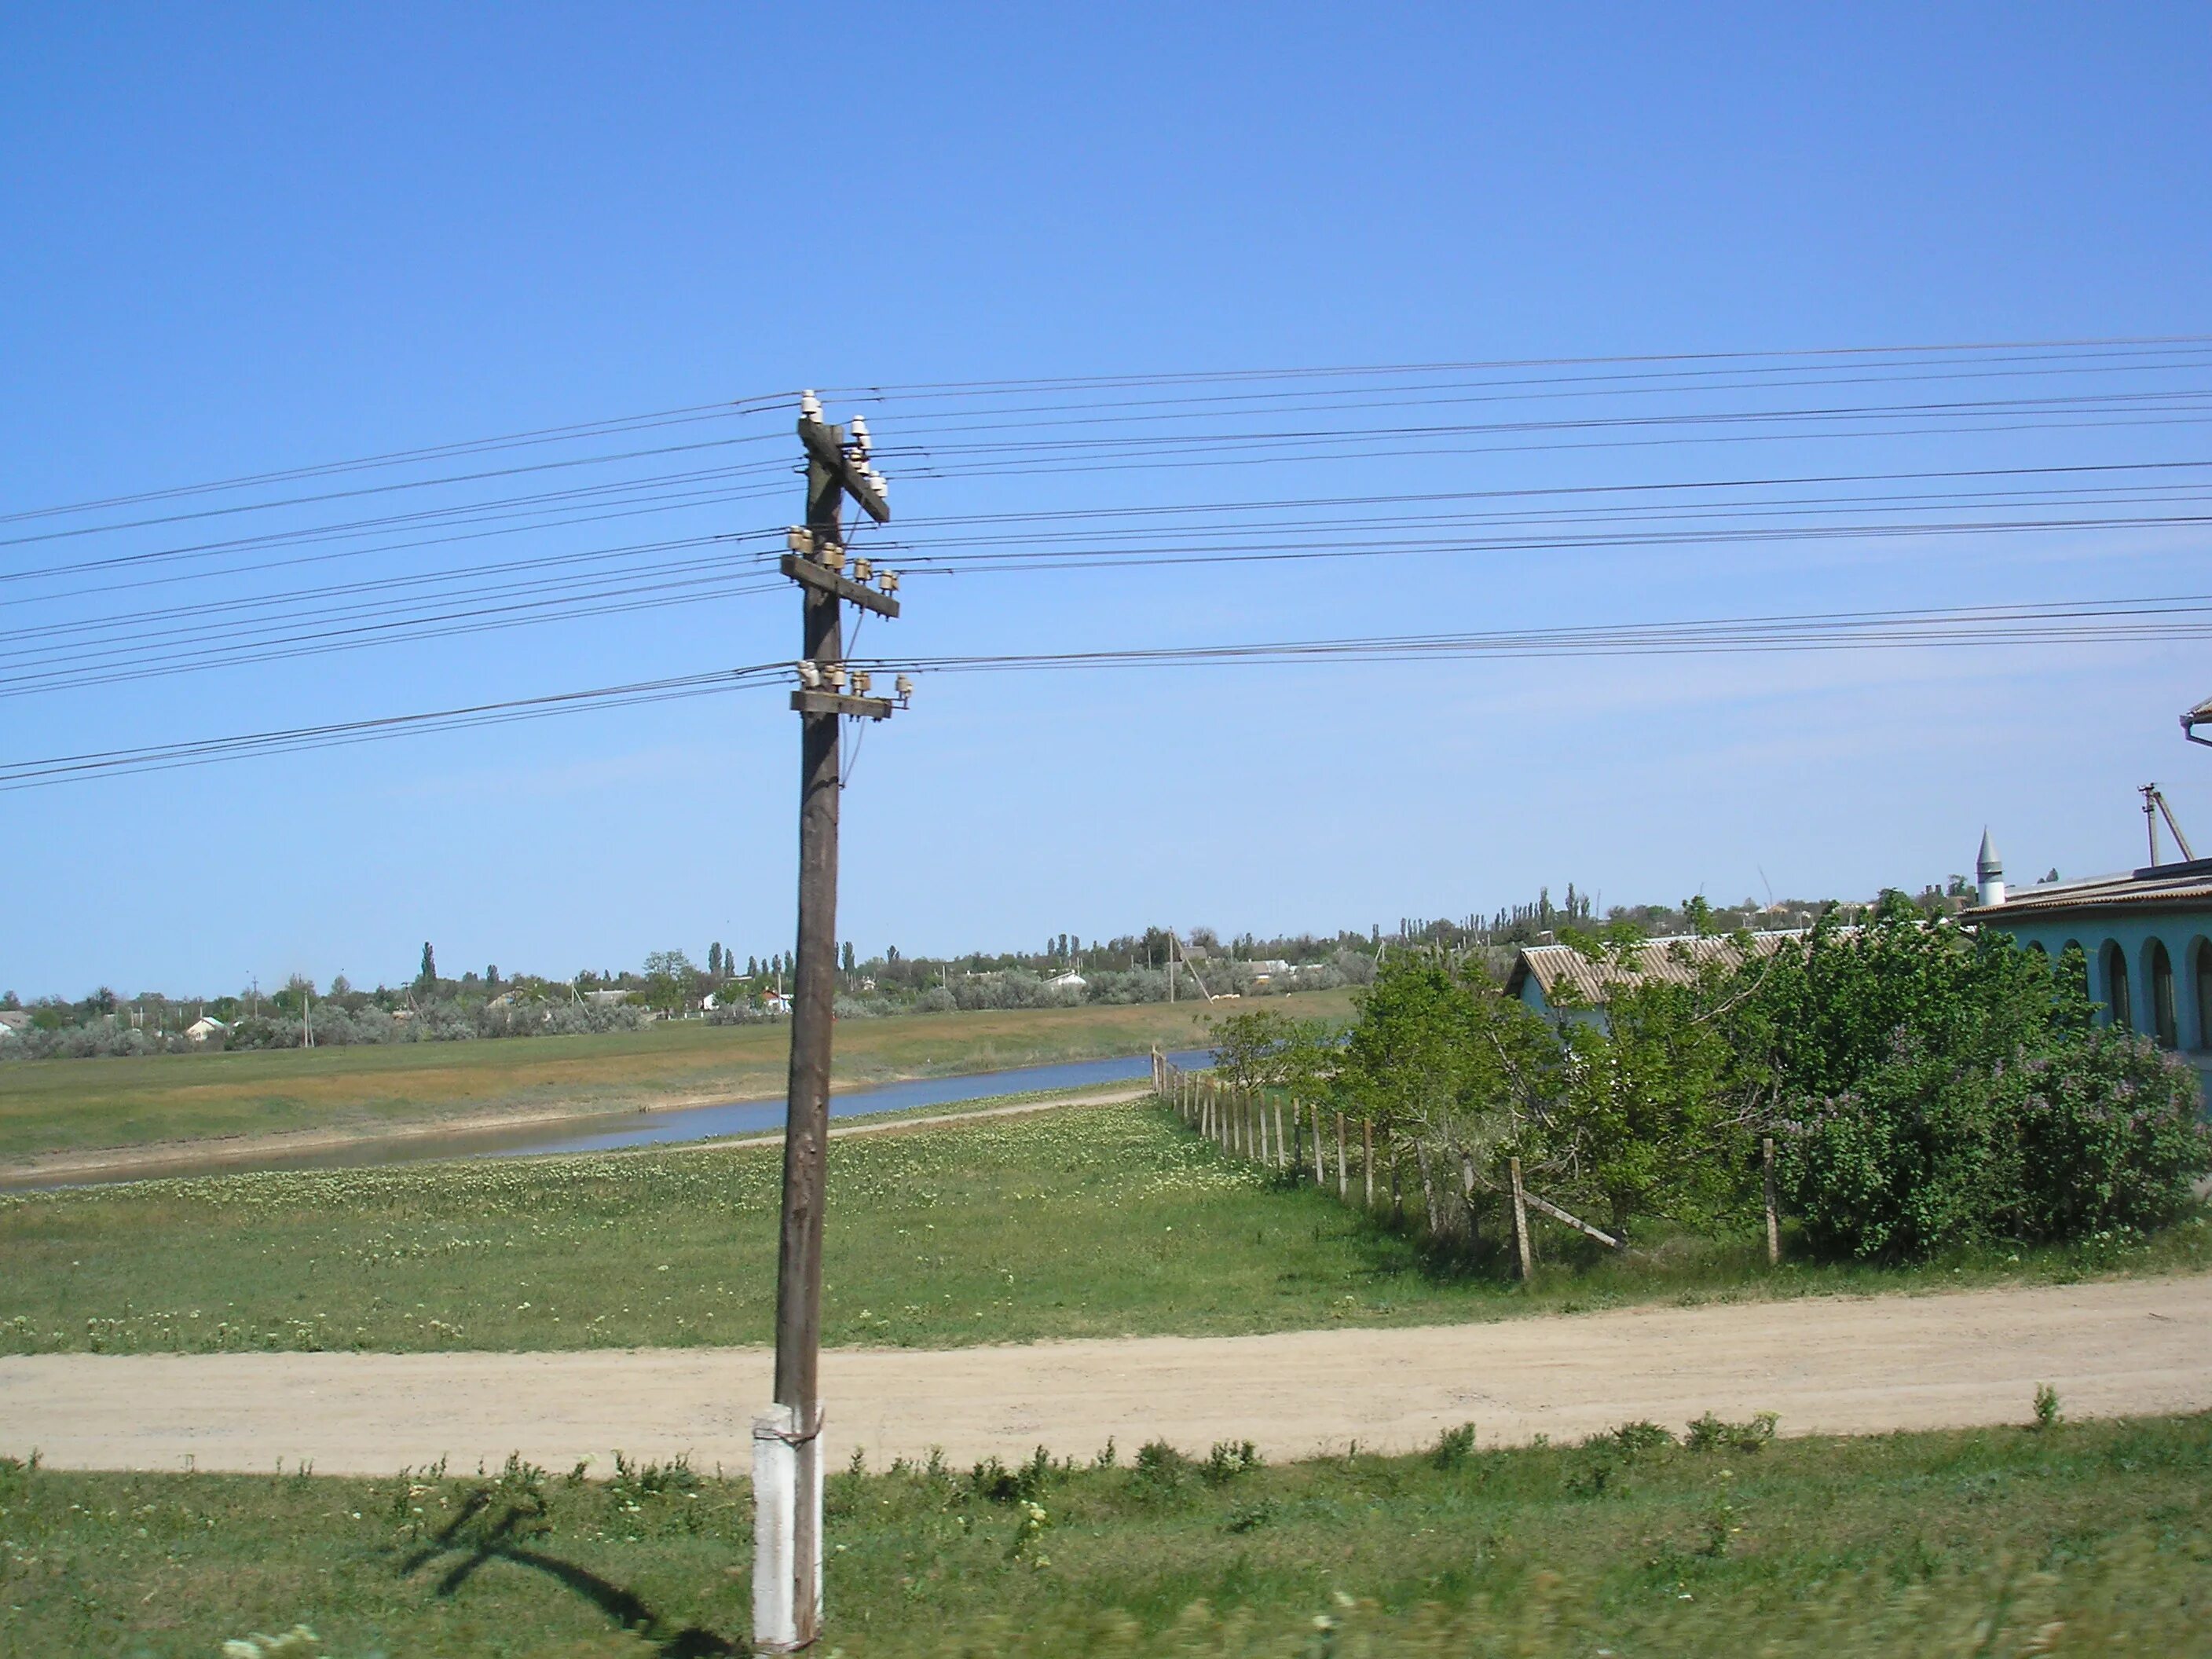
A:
399,1487,740,1657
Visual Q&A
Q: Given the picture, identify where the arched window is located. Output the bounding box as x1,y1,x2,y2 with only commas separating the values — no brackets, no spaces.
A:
2196,939,2212,1052
2102,940,2133,1031
2146,939,2177,1049
2059,940,2089,1005
2026,940,2049,958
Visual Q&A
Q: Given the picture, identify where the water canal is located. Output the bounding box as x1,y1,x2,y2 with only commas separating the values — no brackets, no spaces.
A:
11,1046,1217,1188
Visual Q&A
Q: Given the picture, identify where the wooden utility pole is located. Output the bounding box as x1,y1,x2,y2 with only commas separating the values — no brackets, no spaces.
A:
754,393,902,1656
1763,1137,1780,1266
1508,1155,1535,1281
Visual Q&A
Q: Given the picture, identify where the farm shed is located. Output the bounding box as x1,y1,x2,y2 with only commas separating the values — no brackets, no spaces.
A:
1503,930,1810,1033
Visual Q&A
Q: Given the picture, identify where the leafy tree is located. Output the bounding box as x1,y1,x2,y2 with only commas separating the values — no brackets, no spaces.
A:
841,941,856,974
1751,896,2207,1259
1210,1009,1330,1096
1546,928,1760,1237
1334,958,1561,1240
418,943,437,987
639,950,699,1013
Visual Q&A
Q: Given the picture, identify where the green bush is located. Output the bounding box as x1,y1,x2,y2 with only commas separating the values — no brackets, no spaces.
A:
1763,899,2210,1262
2005,1030,2211,1242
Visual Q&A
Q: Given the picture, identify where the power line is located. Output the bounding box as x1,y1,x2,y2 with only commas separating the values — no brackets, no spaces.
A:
0,394,794,528
819,333,2212,401
0,665,791,790
14,592,2210,791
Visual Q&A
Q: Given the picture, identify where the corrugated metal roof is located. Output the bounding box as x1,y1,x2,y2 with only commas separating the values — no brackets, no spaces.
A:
1964,858,2212,921
1507,930,1807,1006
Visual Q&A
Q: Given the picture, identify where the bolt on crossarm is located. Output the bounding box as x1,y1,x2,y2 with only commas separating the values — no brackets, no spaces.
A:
754,392,904,1654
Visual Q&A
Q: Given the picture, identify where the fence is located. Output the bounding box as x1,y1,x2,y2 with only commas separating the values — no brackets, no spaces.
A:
1148,1049,1783,1276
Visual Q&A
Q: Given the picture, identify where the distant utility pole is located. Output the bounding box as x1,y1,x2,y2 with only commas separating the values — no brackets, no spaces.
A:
753,391,908,1655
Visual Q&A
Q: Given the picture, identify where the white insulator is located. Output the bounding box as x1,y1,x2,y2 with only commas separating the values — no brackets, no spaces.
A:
895,674,914,699
800,390,822,421
796,661,822,690
850,416,871,455
851,557,873,582
851,670,873,697
786,526,813,554
826,664,849,691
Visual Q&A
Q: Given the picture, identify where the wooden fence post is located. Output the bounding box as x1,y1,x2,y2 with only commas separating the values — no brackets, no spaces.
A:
1312,1104,1326,1186
1274,1097,1288,1172
1390,1135,1403,1224
1508,1155,1534,1281
1363,1119,1375,1209
1763,1136,1780,1266
1335,1112,1348,1199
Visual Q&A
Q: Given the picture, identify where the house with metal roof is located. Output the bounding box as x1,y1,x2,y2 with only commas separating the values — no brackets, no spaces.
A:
1504,931,1809,1031
1961,837,2212,1093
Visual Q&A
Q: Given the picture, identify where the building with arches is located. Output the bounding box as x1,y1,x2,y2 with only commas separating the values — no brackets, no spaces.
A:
1961,840,2212,1099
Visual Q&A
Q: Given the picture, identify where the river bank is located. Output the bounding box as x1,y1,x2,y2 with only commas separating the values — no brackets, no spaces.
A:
0,1052,1203,1188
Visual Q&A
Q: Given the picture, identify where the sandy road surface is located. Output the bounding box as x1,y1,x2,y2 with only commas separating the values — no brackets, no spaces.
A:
3,1276,2207,1475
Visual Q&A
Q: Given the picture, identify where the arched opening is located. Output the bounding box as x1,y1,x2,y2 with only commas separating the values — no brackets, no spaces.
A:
2101,940,2133,1031
2059,939,2089,1004
2026,940,2049,958
2145,939,2177,1049
2196,938,2212,1052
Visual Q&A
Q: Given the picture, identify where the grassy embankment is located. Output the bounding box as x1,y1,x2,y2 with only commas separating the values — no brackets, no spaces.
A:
4,1412,2207,1657
3,1101,2204,1357
0,991,1350,1165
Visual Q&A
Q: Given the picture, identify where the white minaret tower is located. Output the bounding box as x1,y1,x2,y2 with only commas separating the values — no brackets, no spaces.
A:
1976,827,2005,908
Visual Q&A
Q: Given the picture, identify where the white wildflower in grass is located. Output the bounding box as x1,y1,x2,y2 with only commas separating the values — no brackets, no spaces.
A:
221,1626,320,1657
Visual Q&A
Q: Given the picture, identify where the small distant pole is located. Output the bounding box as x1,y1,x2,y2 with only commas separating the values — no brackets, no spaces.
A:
1763,1137,1780,1266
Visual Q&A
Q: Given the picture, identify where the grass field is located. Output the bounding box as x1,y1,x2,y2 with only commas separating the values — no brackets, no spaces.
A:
4,1411,2207,1655
3,1101,2203,1357
0,992,1351,1164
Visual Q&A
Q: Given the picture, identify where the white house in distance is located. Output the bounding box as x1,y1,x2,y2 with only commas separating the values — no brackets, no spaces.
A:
185,1014,229,1044
1505,931,1810,1031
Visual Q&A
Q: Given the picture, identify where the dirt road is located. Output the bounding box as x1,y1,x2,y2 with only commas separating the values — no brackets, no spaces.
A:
4,1275,2206,1475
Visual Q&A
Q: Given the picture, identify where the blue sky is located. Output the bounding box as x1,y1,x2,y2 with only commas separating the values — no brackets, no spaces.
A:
2,3,2209,997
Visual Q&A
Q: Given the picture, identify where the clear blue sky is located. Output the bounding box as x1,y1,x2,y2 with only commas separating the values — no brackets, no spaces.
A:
3,3,2209,998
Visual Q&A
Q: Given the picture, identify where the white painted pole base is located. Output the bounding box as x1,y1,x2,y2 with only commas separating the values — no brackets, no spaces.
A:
751,1404,823,1654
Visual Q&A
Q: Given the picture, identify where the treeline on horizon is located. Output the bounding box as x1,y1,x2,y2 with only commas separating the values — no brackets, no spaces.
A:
0,879,1985,1060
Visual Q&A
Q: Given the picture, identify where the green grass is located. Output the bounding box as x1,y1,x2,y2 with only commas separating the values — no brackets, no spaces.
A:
3,1101,2205,1357
5,1412,2208,1656
0,994,1349,1164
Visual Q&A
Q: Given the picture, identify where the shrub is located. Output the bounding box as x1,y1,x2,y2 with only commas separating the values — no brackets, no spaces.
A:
1684,1411,1778,1454
1430,1422,1478,1470
2005,1032,2210,1242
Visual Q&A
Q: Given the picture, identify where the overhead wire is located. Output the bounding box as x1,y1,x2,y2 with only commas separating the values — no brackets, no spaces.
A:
0,665,793,791
13,591,2212,791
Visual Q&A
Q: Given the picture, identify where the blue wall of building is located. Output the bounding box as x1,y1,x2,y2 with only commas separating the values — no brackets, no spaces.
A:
1983,907,2212,1094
